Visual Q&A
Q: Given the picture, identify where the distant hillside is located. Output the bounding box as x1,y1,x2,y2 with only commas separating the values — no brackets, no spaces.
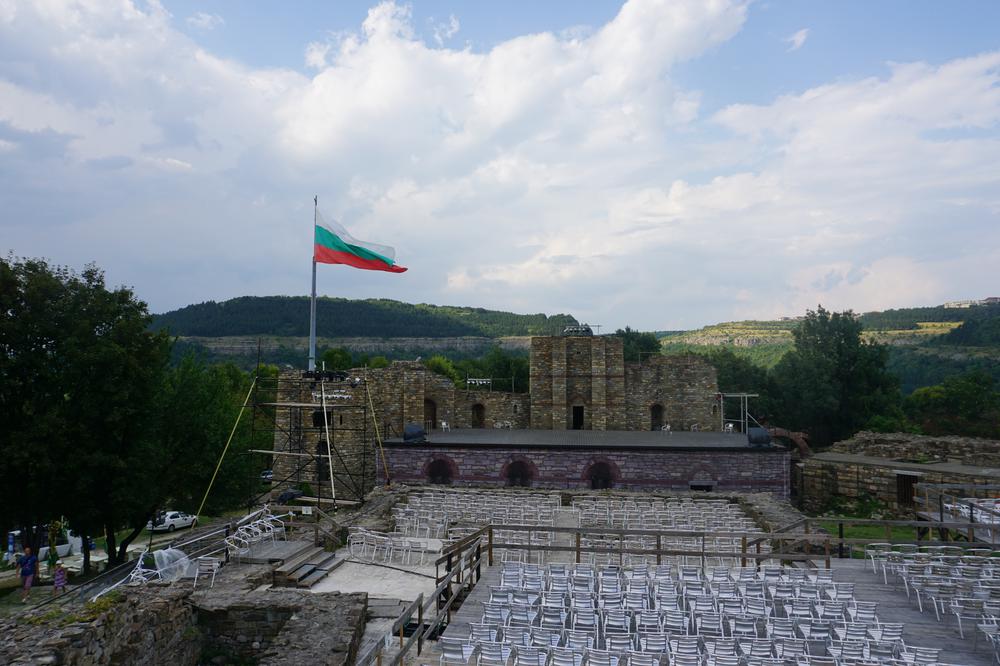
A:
859,306,969,330
659,302,1000,392
153,296,578,339
660,320,797,367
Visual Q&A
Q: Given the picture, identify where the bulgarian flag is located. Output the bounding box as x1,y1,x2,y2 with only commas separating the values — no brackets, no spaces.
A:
314,214,407,273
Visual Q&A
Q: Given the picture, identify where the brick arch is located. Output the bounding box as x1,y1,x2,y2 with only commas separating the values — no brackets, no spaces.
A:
500,455,539,487
580,457,622,483
422,454,459,484
688,464,720,484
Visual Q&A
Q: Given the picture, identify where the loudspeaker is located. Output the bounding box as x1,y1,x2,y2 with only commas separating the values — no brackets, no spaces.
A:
403,422,427,444
747,427,772,447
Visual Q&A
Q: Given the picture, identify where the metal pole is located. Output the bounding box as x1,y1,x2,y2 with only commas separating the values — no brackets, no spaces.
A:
308,196,318,371
321,380,337,508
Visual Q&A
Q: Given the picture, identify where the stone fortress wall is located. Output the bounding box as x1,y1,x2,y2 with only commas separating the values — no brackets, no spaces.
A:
271,335,720,499
800,431,1000,513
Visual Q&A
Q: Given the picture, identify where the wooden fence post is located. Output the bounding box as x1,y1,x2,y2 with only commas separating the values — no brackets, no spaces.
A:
741,536,747,568
838,522,844,559
575,531,581,565
417,593,424,655
656,535,662,566
488,526,494,567
824,537,831,569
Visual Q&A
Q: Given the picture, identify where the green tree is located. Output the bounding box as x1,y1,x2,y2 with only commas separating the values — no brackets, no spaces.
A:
614,327,661,363
155,357,261,517
424,355,462,384
368,355,390,369
704,348,770,394
770,306,900,446
0,256,266,570
0,256,173,568
321,347,353,371
905,371,1000,438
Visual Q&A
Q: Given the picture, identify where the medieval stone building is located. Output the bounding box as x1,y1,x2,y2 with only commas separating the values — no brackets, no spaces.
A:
268,332,790,500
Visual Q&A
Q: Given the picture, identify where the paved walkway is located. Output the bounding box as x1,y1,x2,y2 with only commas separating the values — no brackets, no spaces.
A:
311,559,438,601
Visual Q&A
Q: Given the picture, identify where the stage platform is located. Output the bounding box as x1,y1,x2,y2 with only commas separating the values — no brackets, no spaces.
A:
385,428,773,451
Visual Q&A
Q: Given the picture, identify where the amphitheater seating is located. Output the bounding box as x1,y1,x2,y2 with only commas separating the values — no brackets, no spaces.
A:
867,541,1000,662
442,561,962,666
395,492,771,568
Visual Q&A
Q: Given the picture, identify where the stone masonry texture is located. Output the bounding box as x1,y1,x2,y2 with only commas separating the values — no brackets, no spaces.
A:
273,335,726,503
800,431,1000,513
379,444,790,497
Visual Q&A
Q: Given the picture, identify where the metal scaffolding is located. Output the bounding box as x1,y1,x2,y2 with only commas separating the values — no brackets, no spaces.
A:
246,370,374,509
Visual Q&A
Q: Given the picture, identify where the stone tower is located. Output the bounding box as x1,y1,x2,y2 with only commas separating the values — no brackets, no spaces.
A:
529,335,626,430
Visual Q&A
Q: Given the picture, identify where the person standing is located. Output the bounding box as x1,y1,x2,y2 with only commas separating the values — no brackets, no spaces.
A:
52,560,68,596
16,545,38,603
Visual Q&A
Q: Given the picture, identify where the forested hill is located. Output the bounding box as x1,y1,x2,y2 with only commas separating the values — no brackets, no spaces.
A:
659,302,1000,394
152,296,578,338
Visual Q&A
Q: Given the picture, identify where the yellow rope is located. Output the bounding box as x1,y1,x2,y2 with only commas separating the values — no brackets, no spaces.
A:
364,368,391,487
196,377,256,521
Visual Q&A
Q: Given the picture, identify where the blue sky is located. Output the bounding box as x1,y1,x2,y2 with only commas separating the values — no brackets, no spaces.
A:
1,1,999,329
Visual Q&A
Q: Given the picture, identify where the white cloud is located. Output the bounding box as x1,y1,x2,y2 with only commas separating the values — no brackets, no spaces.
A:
304,40,332,69
432,15,460,46
0,0,998,331
784,27,808,52
186,12,224,31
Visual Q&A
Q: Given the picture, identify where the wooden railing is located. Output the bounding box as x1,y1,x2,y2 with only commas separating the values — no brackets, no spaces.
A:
356,514,1000,664
482,524,830,569
358,527,487,665
914,483,1000,540
807,516,1000,559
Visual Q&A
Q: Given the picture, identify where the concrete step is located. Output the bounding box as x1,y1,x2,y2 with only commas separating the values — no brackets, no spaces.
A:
297,567,331,588
274,545,324,576
273,545,332,587
295,553,344,588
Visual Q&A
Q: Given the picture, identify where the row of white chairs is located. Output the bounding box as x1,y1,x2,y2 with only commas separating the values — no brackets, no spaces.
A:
448,563,963,666
864,542,1000,659
347,527,428,565
224,511,285,562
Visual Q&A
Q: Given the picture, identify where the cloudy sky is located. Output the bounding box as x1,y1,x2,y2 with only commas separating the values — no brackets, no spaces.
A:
2,1,999,330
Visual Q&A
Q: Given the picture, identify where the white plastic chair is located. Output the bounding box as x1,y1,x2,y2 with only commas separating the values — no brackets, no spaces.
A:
193,556,221,589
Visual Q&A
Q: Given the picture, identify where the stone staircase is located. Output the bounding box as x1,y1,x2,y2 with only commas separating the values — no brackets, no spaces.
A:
272,545,342,588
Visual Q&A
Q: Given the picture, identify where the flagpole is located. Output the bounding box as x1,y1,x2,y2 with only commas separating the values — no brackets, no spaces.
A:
308,195,318,371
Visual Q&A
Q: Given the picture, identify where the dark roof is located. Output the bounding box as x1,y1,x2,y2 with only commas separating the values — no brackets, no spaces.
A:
384,428,783,452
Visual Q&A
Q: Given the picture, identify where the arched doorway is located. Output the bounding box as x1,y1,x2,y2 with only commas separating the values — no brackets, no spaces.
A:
315,441,330,496
650,404,664,431
471,403,486,428
587,462,614,489
505,460,533,487
427,458,453,485
423,398,437,430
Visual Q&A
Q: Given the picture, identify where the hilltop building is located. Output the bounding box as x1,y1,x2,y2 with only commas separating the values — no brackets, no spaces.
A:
265,331,789,501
